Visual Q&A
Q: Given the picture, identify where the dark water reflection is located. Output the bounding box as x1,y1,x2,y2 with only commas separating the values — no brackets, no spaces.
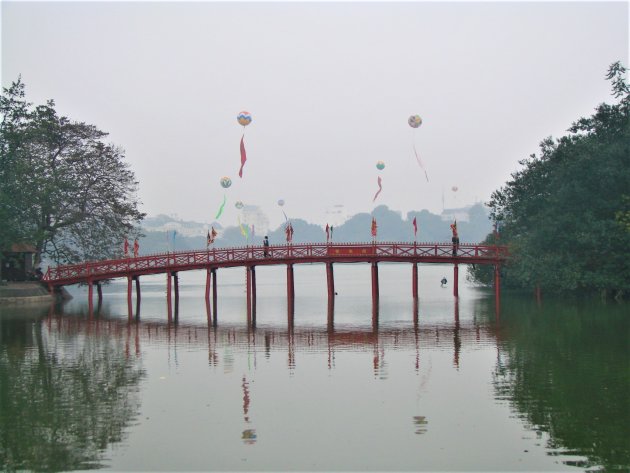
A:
0,304,145,472
487,296,630,471
0,292,628,471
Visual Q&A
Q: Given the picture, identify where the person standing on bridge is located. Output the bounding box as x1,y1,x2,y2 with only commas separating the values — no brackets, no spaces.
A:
263,236,269,257
450,220,459,256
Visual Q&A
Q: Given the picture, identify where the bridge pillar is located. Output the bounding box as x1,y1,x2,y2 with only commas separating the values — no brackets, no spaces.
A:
246,266,256,326
88,280,94,316
127,276,133,320
205,268,212,324
287,264,295,324
453,264,459,298
326,262,335,314
250,266,257,326
371,262,379,322
212,269,218,326
166,272,172,323
494,264,501,315
134,276,141,319
412,262,418,300
173,272,179,322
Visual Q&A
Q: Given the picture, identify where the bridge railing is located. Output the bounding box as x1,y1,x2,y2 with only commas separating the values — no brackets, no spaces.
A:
43,242,508,284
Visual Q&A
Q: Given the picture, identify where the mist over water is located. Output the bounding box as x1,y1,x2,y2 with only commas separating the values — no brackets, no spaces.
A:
1,264,628,471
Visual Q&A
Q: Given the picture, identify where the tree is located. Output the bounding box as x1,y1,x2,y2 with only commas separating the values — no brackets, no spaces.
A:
0,78,145,267
477,62,630,298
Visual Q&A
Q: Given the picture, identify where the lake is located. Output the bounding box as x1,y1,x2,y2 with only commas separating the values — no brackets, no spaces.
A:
1,263,628,472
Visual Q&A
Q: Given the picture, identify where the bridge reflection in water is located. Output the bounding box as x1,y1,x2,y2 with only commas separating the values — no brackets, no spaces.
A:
44,298,499,373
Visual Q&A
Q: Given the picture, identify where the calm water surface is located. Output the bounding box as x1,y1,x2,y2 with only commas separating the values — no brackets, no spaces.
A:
1,263,628,472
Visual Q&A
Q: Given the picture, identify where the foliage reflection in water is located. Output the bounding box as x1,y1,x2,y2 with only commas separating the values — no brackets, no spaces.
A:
489,296,630,472
0,304,145,472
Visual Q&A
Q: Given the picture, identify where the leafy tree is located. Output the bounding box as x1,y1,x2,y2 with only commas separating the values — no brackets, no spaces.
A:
0,78,145,267
477,62,630,298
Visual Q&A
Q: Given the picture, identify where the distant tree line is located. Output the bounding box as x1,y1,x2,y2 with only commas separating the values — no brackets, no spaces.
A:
138,203,494,253
469,62,630,300
0,78,144,270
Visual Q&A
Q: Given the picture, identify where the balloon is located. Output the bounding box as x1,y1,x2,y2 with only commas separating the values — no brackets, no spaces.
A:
235,200,244,209
452,186,458,192
277,199,285,207
408,115,422,128
376,160,385,170
237,111,252,127
220,176,232,189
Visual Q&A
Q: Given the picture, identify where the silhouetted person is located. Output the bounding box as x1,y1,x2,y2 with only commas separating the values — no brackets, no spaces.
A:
452,236,459,256
441,277,447,287
263,236,269,257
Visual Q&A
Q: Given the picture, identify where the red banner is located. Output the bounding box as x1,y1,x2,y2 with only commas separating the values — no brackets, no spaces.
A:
327,246,375,256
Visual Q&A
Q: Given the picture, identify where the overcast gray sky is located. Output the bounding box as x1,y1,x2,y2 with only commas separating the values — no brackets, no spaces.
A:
2,1,628,229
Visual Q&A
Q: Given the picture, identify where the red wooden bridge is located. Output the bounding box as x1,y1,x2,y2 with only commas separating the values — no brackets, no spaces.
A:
43,241,508,323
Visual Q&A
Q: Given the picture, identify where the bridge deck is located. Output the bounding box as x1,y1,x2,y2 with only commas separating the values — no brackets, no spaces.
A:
43,242,508,287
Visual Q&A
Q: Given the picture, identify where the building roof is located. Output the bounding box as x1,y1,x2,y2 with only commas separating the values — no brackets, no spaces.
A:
6,243,36,253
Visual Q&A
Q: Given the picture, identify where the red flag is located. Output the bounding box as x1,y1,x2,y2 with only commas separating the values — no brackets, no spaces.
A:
238,134,247,178
325,223,330,243
133,238,139,258
412,217,418,237
371,217,377,238
123,238,129,256
208,226,217,246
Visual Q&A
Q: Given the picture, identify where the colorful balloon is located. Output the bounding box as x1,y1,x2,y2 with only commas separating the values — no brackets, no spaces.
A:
220,176,232,189
408,115,422,128
235,200,244,209
277,199,285,207
376,160,385,170
237,111,252,127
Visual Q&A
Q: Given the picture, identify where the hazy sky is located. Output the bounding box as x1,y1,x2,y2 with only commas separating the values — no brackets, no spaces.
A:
2,1,628,229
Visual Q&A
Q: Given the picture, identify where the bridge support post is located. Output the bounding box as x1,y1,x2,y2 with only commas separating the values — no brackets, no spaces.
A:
166,272,172,323
371,262,379,324
246,266,257,326
134,276,141,319
212,269,218,326
412,262,418,300
173,272,179,322
88,280,94,316
494,264,501,315
453,264,459,298
127,276,133,320
205,268,212,324
287,264,295,325
250,266,257,326
326,262,335,315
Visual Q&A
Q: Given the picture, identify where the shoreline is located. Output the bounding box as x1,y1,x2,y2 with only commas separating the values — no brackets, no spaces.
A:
0,281,56,305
